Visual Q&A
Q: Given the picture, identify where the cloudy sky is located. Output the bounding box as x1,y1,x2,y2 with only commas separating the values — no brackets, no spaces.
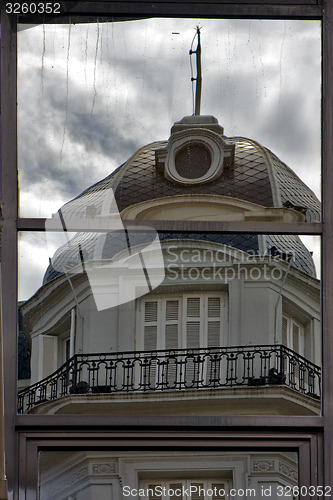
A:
17,18,321,300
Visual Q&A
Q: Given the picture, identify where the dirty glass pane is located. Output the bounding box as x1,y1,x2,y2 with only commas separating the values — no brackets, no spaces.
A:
38,450,299,499
17,19,321,222
17,230,321,416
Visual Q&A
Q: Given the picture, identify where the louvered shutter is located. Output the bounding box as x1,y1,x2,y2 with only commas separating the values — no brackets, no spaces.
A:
142,301,159,389
190,483,204,500
299,323,305,357
211,483,226,500
170,483,183,500
165,300,180,349
207,297,221,347
282,314,305,357
186,297,201,348
292,321,301,352
292,319,305,357
204,296,222,386
141,294,225,389
164,300,180,387
148,485,162,500
144,301,158,350
282,315,289,346
184,297,201,386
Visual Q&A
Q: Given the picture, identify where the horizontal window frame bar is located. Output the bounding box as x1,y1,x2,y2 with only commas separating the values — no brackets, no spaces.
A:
17,218,323,235
14,1,323,21
15,414,324,430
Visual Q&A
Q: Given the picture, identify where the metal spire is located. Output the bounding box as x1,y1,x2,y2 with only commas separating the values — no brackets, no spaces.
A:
190,26,202,116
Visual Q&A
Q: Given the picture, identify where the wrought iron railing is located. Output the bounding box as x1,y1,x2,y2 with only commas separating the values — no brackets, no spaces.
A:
17,344,321,414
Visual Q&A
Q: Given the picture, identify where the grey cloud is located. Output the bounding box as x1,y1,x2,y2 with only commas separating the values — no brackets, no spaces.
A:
18,18,321,217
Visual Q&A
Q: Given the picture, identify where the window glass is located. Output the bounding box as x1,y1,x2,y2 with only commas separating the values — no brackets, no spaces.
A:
16,13,321,418
17,19,321,221
17,231,321,416
38,450,298,500
2,8,326,499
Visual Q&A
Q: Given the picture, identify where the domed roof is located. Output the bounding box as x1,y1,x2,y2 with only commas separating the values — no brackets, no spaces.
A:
61,115,320,223
43,115,320,284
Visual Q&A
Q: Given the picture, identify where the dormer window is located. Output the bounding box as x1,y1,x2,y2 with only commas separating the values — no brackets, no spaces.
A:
175,141,211,179
155,115,235,185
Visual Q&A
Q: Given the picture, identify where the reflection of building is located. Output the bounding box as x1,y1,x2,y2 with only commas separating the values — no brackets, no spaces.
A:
39,450,299,500
18,115,320,496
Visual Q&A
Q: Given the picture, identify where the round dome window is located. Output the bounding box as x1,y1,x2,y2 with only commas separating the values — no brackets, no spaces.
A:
175,142,212,180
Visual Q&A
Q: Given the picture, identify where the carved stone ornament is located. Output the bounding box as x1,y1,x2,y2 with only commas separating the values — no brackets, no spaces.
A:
92,462,117,475
278,461,298,481
252,459,275,472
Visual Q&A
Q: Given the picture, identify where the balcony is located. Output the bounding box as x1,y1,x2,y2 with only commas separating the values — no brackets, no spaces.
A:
17,344,321,415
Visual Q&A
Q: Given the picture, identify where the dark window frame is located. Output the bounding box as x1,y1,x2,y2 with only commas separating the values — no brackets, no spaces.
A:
18,426,321,500
1,1,332,497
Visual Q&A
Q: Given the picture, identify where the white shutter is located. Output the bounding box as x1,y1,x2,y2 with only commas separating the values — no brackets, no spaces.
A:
207,297,221,347
144,326,158,350
147,485,162,500
187,297,200,317
144,301,158,350
282,314,305,357
292,322,301,352
292,320,305,357
186,297,201,348
145,301,158,322
190,483,204,500
141,301,158,389
170,483,183,500
208,297,220,317
165,324,179,349
207,322,220,347
141,293,225,353
164,300,180,386
166,300,179,321
165,300,180,350
282,315,289,346
211,483,226,500
186,322,200,348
